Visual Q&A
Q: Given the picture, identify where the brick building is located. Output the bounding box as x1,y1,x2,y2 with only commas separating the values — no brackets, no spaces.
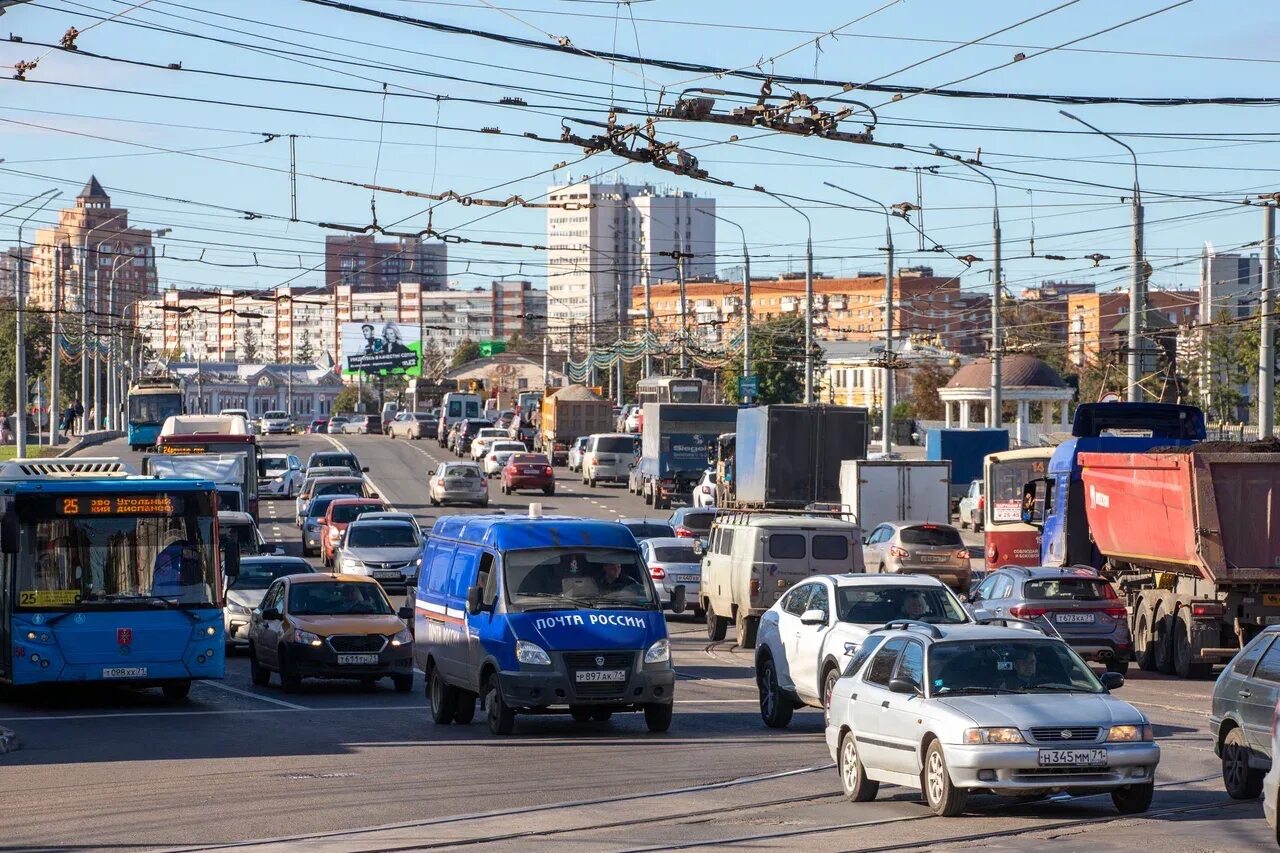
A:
324,234,447,291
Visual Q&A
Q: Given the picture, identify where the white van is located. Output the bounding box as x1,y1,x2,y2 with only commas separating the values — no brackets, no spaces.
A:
699,513,864,649
437,393,482,446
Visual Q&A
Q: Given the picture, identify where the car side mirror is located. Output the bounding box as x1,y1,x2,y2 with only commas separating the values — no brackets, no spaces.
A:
362,466,370,473
466,585,485,616
861,537,868,545
692,539,705,556
971,608,993,620
670,585,687,613
224,541,241,578
800,608,827,626
889,677,920,695
397,605,415,620
261,607,281,622
1100,672,1125,691
273,546,285,556
1,509,18,555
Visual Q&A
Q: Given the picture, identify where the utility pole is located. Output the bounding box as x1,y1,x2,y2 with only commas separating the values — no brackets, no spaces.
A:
542,334,549,390
13,189,60,453
1261,198,1276,438
699,209,751,402
676,239,688,374
615,262,624,405
642,244,653,378
51,245,63,446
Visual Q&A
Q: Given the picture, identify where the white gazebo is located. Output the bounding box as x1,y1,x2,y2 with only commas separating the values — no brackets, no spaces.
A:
938,354,1075,445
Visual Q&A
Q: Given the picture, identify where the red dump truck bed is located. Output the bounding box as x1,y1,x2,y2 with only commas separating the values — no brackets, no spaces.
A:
1079,450,1280,586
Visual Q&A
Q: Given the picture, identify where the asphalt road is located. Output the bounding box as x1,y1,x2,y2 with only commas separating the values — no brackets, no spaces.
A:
0,432,1268,851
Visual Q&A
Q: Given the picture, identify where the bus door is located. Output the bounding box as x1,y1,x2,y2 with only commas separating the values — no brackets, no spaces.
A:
983,452,1049,570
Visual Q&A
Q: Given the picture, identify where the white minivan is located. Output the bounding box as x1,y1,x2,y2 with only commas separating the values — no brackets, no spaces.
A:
437,392,483,446
582,433,639,486
699,513,864,649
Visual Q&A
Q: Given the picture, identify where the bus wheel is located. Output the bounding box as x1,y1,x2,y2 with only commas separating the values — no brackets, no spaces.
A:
161,680,192,702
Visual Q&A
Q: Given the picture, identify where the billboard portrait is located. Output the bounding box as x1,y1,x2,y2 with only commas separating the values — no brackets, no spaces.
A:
341,322,422,377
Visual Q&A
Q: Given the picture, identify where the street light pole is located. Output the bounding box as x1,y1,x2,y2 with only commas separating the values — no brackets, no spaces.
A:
1261,199,1276,439
104,254,129,431
931,146,1002,427
1060,111,1144,403
12,189,61,453
824,183,897,453
81,212,127,432
756,188,815,404
698,209,751,401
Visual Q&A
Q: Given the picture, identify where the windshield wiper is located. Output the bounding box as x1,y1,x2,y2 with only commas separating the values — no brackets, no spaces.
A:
938,686,1026,695
516,591,597,609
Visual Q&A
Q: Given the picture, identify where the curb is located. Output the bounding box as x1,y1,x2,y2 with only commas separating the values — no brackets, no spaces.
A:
56,431,124,458
0,726,18,754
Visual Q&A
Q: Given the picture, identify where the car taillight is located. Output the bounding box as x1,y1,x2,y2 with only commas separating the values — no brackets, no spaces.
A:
954,549,970,560
1009,604,1047,618
888,546,909,559
544,466,554,476
701,486,712,494
675,526,693,538
1103,606,1128,619
749,578,760,596
650,566,666,580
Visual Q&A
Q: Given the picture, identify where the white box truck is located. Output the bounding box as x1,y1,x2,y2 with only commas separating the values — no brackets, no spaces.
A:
838,459,951,531
144,453,249,512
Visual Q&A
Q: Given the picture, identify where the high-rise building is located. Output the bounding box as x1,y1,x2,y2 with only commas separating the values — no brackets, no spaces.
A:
26,176,159,316
0,247,31,301
1200,248,1260,323
545,179,715,347
324,234,447,291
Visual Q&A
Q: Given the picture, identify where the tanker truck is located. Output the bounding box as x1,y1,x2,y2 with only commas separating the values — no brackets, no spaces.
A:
1022,401,1280,678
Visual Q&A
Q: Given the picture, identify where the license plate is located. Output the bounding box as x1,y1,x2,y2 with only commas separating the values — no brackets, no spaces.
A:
673,574,700,583
102,667,148,679
575,669,626,683
521,467,541,474
919,555,947,564
337,654,379,665
1056,613,1096,623
1038,748,1107,766
373,572,400,580
446,479,466,486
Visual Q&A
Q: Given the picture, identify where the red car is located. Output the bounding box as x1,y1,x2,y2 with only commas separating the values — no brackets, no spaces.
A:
500,453,555,496
319,497,387,567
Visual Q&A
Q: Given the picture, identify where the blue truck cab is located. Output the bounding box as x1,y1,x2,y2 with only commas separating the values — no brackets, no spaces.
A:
413,512,675,735
1030,403,1205,568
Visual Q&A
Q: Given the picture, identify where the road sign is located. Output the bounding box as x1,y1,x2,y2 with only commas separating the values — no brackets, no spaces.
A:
479,340,507,357
738,375,759,398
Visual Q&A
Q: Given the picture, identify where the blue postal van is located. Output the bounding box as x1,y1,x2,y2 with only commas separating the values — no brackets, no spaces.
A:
414,512,675,735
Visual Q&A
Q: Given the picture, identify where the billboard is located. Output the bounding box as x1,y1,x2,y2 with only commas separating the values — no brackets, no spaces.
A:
340,322,422,377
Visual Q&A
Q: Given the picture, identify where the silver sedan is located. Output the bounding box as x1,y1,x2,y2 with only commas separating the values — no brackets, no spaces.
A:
428,462,489,507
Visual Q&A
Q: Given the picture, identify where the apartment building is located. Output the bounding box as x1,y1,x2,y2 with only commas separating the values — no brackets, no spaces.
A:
324,234,447,291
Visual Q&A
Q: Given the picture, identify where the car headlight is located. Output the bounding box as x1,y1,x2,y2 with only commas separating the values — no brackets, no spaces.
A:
294,630,323,647
644,638,670,664
341,558,365,573
515,640,551,666
1107,724,1153,742
962,727,1025,745
272,476,284,484
390,627,412,647
328,528,341,541
413,557,422,567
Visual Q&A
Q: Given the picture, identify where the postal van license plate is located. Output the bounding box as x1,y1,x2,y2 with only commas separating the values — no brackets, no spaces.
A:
575,669,626,683
337,654,379,665
102,667,148,679
1038,748,1107,766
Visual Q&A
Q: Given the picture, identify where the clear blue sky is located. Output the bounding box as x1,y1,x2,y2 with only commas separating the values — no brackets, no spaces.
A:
1,0,1277,305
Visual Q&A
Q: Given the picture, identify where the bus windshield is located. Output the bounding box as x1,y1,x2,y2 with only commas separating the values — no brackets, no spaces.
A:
14,498,219,609
987,457,1048,525
504,547,659,611
669,380,703,403
128,393,183,426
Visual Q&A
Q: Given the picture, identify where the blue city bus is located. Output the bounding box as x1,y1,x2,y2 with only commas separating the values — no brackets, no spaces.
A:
127,377,184,450
0,458,232,700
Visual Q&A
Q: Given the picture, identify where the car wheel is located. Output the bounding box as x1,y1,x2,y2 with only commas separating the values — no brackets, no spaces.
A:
428,665,457,725
591,707,613,722
1222,727,1264,799
248,643,270,686
278,647,302,694
1135,605,1157,672
705,602,728,641
923,740,967,817
392,673,414,693
570,705,592,723
161,680,192,702
1111,781,1154,815
430,497,440,507
822,666,840,727
643,703,672,733
1153,609,1175,674
453,691,477,724
736,613,759,649
1173,607,1211,678
756,655,794,729
485,673,515,735
838,730,879,802
959,517,968,530
544,485,555,496
589,477,597,488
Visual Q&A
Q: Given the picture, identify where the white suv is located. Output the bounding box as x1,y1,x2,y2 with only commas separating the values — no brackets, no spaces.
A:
582,433,638,486
755,574,970,728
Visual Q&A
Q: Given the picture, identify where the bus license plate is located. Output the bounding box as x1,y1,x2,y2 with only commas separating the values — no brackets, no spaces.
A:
337,654,379,665
102,667,148,679
1038,748,1107,766
575,670,626,683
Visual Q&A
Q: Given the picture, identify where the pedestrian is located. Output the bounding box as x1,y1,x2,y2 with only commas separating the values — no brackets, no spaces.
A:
71,399,83,436
0,411,10,445
87,407,96,432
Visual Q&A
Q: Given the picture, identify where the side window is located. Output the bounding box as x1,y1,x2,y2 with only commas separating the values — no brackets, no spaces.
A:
782,584,813,616
448,546,481,606
845,634,886,676
1230,634,1275,679
808,584,830,619
1252,639,1280,683
478,552,499,607
896,641,924,686
868,526,890,545
973,574,999,602
812,535,850,561
425,544,456,597
864,638,907,686
769,533,806,560
992,576,1015,600
260,582,281,612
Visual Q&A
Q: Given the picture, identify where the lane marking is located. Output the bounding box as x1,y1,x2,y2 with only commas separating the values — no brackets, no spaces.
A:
200,679,308,710
320,434,397,512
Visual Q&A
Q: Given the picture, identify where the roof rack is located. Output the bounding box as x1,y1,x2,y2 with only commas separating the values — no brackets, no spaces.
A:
0,457,137,480
713,503,859,527
876,619,944,638
972,616,1049,635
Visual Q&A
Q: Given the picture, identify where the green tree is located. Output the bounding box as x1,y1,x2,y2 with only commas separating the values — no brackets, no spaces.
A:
0,298,81,422
450,338,482,368
294,331,315,364
720,316,817,405
241,327,260,364
900,360,955,420
332,383,377,414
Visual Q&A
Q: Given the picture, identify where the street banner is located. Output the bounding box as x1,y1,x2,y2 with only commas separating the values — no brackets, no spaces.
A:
340,322,422,377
